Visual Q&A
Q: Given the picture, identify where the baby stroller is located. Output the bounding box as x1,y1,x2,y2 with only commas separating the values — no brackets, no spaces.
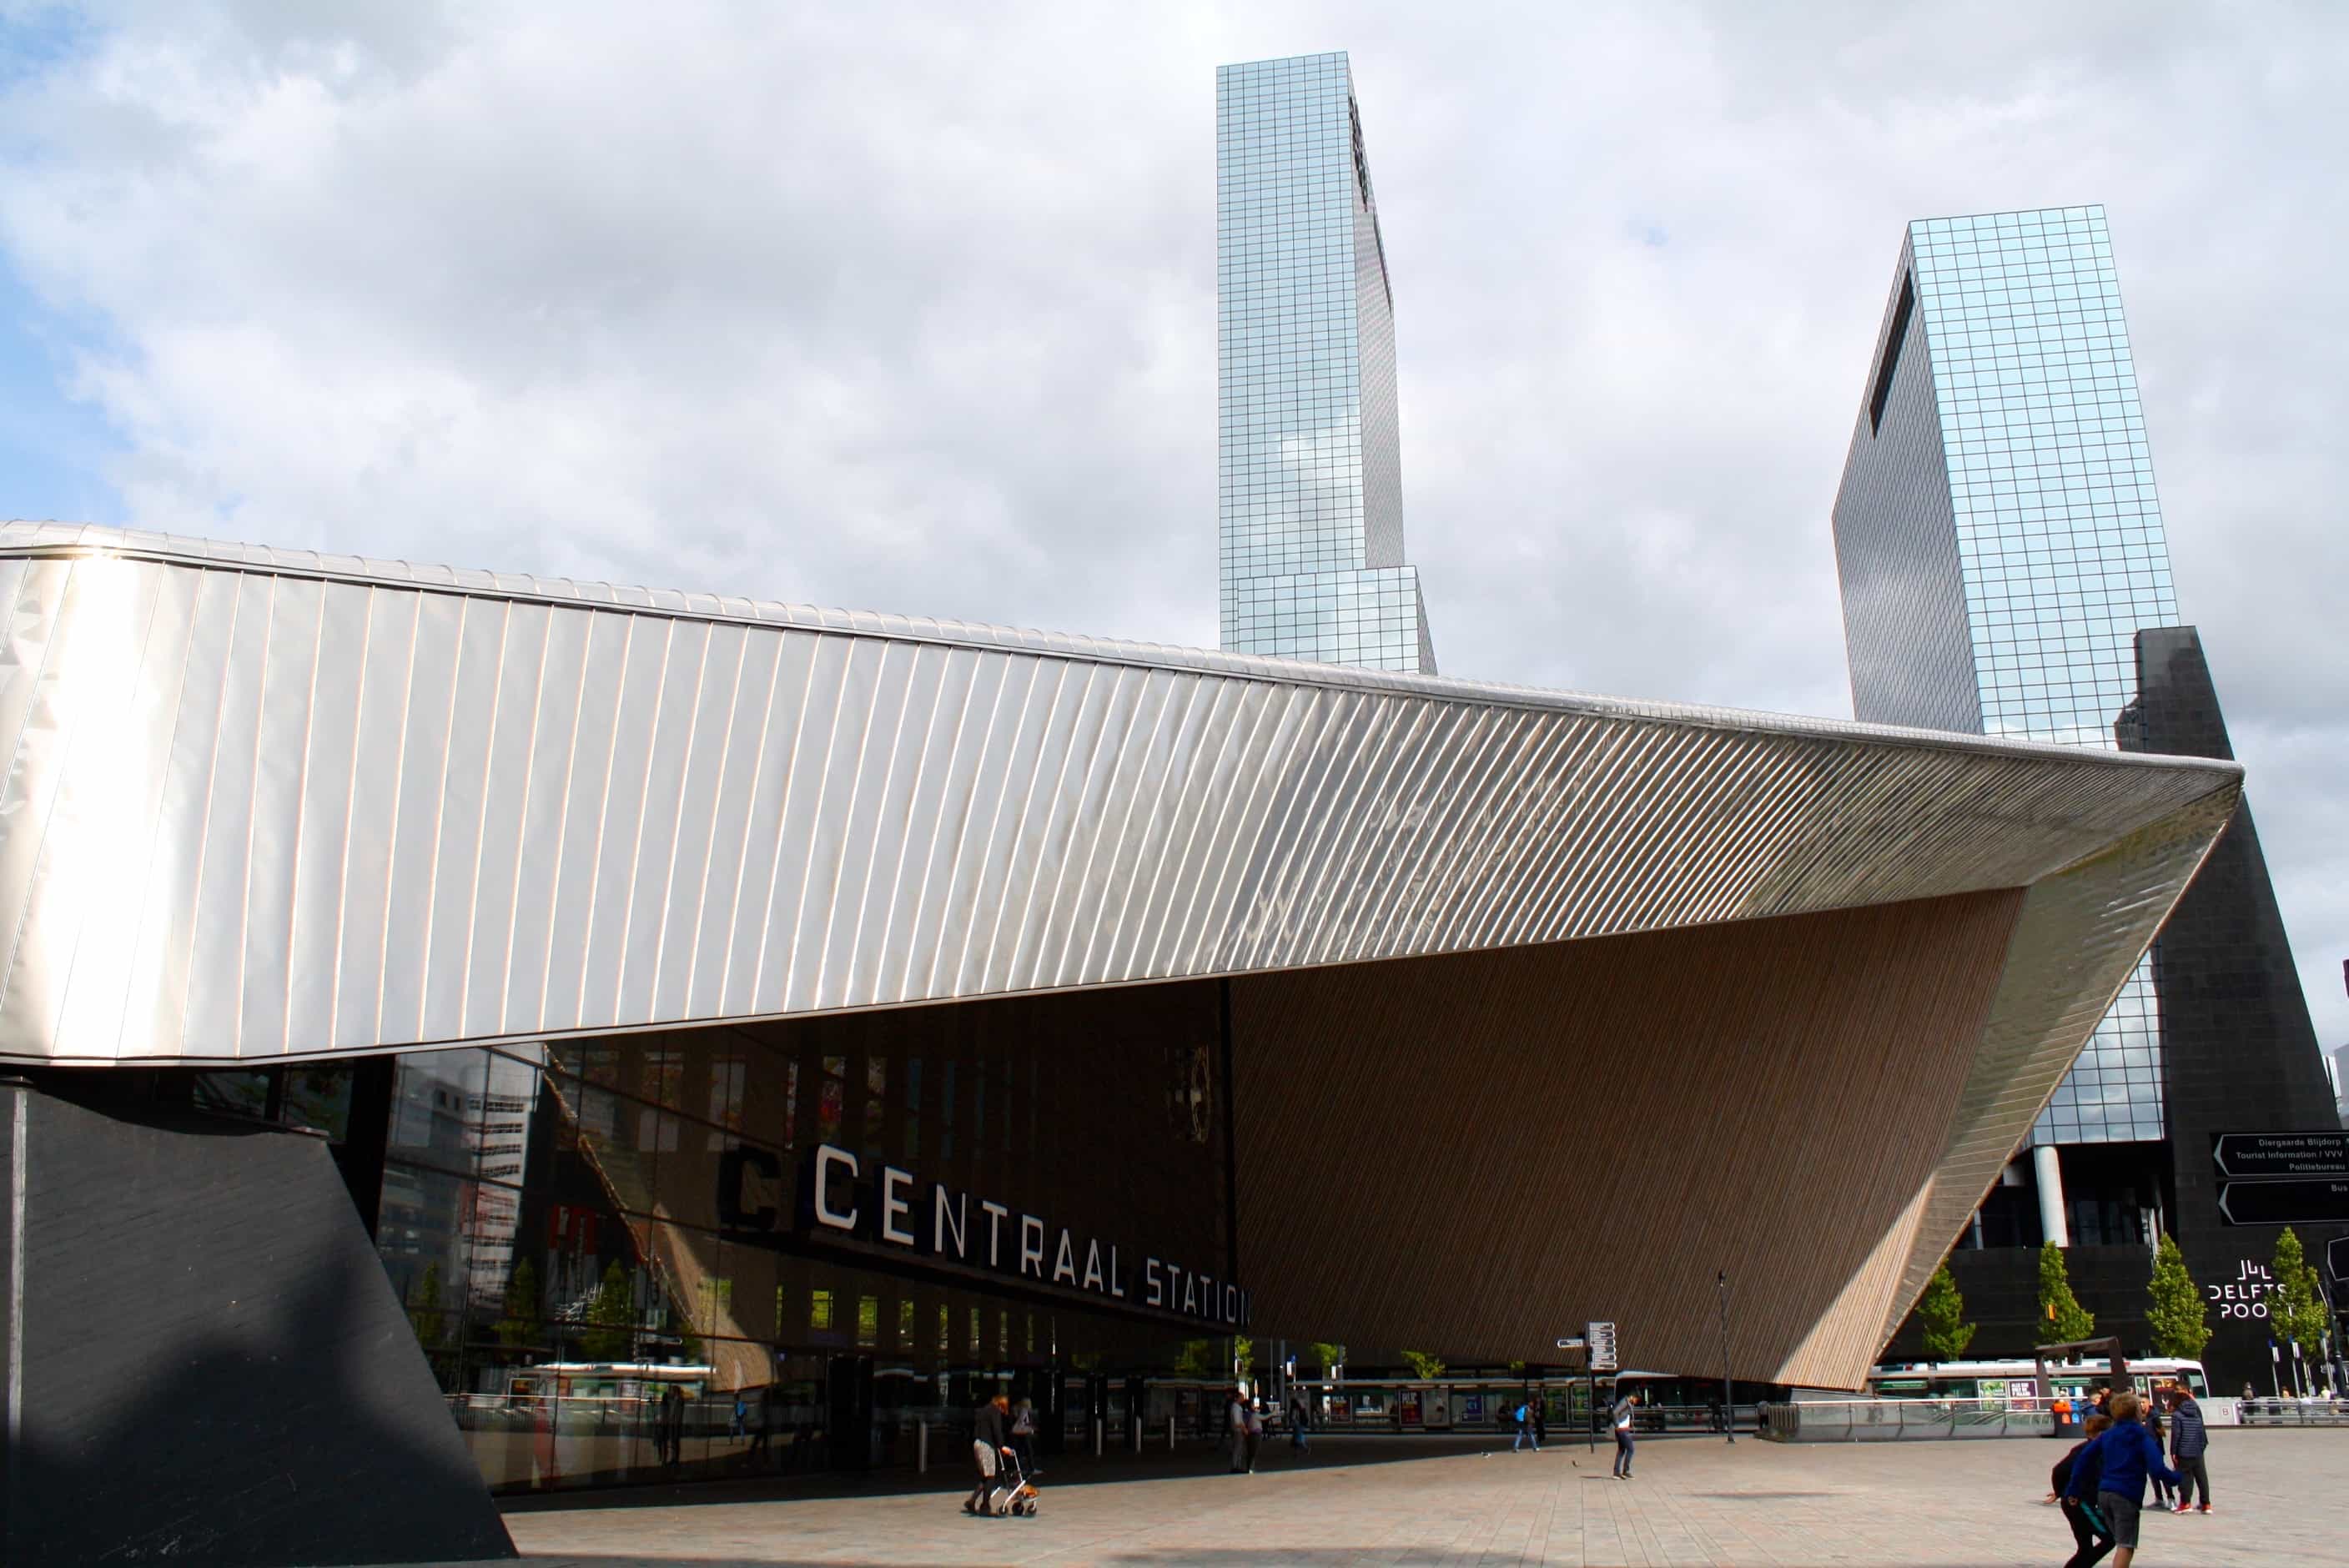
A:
966,1445,1041,1518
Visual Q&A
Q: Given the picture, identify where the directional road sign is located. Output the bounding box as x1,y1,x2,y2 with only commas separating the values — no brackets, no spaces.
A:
2330,1234,2349,1285
2217,1178,2349,1227
1587,1321,1618,1373
2211,1132,2349,1181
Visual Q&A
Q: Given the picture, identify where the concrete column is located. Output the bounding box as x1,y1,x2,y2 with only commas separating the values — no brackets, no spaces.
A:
2035,1143,2070,1249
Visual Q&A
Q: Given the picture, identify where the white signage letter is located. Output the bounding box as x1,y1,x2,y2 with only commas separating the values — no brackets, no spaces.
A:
934,1185,968,1258
1019,1216,1046,1279
1053,1229,1079,1285
880,1167,915,1246
813,1146,860,1232
982,1200,1010,1267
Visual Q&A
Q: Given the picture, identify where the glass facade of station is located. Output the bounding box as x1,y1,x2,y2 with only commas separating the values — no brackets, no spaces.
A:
215,984,1250,1494
1835,205,2180,1147
1216,52,1436,673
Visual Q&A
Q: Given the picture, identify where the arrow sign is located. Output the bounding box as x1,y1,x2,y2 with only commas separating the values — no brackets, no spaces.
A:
2329,1234,2349,1286
2211,1132,2349,1181
2218,1179,2349,1227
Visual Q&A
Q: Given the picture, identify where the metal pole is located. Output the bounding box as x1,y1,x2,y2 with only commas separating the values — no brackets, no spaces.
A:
918,1419,928,1473
1718,1269,1736,1444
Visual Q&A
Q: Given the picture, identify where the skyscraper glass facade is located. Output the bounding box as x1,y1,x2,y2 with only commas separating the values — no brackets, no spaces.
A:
1216,52,1436,674
1833,205,2178,1144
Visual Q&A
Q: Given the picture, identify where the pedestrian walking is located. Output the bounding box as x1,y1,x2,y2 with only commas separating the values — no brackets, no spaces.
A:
2047,1412,2115,1568
1243,1397,1265,1471
2166,1387,2211,1514
1610,1390,1638,1478
1226,1388,1250,1474
659,1383,685,1466
964,1392,1014,1515
2062,1390,2180,1568
1288,1390,1311,1454
1010,1397,1040,1478
1512,1396,1537,1452
2145,1399,2171,1509
1533,1398,1548,1449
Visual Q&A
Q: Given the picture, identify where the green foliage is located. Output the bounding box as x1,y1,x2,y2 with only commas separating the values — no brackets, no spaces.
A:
580,1260,636,1361
2145,1234,2211,1360
1400,1349,1446,1380
2037,1240,2095,1343
408,1261,450,1349
2271,1229,2330,1356
1308,1342,1346,1375
1232,1335,1255,1377
1172,1339,1220,1378
1918,1261,1978,1361
495,1259,540,1349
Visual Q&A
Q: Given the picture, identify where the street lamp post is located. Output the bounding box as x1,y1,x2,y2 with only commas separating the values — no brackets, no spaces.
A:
1718,1269,1735,1445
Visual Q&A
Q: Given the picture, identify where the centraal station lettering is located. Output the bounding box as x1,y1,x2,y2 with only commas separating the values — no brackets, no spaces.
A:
719,1142,1248,1329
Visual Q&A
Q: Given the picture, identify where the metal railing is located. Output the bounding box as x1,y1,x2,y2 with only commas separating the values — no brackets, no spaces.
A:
1760,1400,2053,1442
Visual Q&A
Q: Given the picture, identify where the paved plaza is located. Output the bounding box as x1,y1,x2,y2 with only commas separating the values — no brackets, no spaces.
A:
415,1429,2349,1566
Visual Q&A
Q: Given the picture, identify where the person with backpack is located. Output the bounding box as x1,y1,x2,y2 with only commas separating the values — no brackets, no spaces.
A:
2167,1387,2211,1513
1512,1395,1537,1452
1610,1390,1638,1478
2047,1411,2115,1568
2063,1390,2181,1568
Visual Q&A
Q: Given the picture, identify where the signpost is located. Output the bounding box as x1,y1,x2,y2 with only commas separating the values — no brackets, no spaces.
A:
2211,1133,2349,1180
1587,1321,1617,1455
2328,1234,2349,1286
2211,1133,2349,1227
2216,1179,2349,1228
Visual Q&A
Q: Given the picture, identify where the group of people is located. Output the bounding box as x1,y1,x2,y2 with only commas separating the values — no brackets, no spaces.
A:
2045,1383,2211,1567
1223,1387,1314,1472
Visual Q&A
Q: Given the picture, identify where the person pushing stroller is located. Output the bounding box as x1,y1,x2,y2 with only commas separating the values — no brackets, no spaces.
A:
965,1393,1014,1515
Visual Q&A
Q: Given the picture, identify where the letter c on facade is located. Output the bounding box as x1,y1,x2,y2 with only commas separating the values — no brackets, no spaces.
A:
814,1145,860,1232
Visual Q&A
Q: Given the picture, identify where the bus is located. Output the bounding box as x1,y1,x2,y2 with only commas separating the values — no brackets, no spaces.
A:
1863,1357,2208,1410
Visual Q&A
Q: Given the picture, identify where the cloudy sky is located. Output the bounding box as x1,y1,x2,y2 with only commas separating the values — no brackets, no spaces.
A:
2,1,2341,1047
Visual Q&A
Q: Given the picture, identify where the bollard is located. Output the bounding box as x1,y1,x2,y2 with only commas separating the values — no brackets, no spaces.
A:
1131,1417,1140,1454
1094,1416,1104,1456
918,1420,928,1473
1169,1415,1176,1451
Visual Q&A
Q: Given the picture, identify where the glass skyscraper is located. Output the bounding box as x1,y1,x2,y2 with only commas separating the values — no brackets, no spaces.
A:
1832,205,2178,1148
1216,52,1436,674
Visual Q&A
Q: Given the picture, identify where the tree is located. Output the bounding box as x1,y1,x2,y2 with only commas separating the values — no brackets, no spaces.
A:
1400,1350,1446,1380
1232,1336,1255,1380
495,1259,541,1349
1308,1342,1346,1376
409,1262,450,1349
580,1260,636,1361
2037,1240,2095,1343
2271,1228,2330,1391
1917,1261,1978,1361
2145,1234,2211,1360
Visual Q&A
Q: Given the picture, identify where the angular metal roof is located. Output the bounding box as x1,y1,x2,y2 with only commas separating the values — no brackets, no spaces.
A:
0,522,2236,1073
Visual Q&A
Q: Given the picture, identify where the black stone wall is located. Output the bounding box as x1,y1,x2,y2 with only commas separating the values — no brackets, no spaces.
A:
2120,626,2342,1392
0,1078,514,1565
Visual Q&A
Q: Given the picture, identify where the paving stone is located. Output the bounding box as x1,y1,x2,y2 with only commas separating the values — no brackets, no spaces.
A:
398,1429,2349,1566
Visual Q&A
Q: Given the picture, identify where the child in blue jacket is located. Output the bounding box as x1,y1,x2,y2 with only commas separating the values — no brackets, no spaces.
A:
2063,1390,2180,1568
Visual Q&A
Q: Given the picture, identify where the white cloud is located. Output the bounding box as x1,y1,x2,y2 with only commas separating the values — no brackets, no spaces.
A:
2,0,2344,1044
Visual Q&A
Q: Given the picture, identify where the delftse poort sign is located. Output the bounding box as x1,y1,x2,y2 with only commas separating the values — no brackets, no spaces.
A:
2210,1133,2349,1229
718,1141,1249,1329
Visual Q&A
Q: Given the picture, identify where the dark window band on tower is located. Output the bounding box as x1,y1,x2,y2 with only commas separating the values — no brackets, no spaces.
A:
1868,271,1914,436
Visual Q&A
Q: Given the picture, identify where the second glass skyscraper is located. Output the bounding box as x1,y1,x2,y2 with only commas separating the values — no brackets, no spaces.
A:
1216,52,1436,674
1833,205,2176,1148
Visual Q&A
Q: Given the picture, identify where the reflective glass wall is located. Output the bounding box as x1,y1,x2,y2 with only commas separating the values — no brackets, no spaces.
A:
1838,205,2180,1146
1216,51,1436,673
367,982,1234,1492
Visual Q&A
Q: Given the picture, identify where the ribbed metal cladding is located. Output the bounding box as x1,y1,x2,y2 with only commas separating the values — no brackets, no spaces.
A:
0,524,2238,1068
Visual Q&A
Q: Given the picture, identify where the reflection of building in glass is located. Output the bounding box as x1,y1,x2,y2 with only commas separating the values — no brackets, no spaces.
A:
1833,206,2175,1150
1217,52,1436,672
